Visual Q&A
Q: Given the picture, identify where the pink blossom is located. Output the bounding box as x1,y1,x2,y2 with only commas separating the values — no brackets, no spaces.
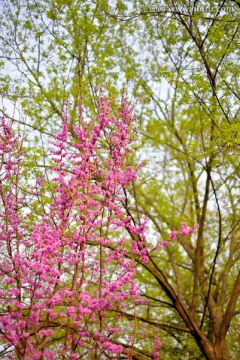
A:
180,222,199,236
0,99,168,358
161,240,169,246
69,355,78,360
39,329,54,337
153,351,160,360
170,230,178,240
103,341,123,353
155,336,162,350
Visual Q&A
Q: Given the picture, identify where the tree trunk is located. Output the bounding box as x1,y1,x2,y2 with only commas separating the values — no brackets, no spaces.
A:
189,330,231,360
213,338,230,360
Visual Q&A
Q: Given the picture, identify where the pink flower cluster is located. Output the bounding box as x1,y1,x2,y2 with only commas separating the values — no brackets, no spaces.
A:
152,336,162,360
0,99,157,359
170,222,199,240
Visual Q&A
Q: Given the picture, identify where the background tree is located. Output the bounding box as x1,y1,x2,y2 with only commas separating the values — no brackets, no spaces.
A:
0,0,240,359
114,1,240,359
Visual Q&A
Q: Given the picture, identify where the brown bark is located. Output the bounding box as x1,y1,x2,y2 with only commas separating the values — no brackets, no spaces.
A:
213,337,230,360
145,258,216,360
